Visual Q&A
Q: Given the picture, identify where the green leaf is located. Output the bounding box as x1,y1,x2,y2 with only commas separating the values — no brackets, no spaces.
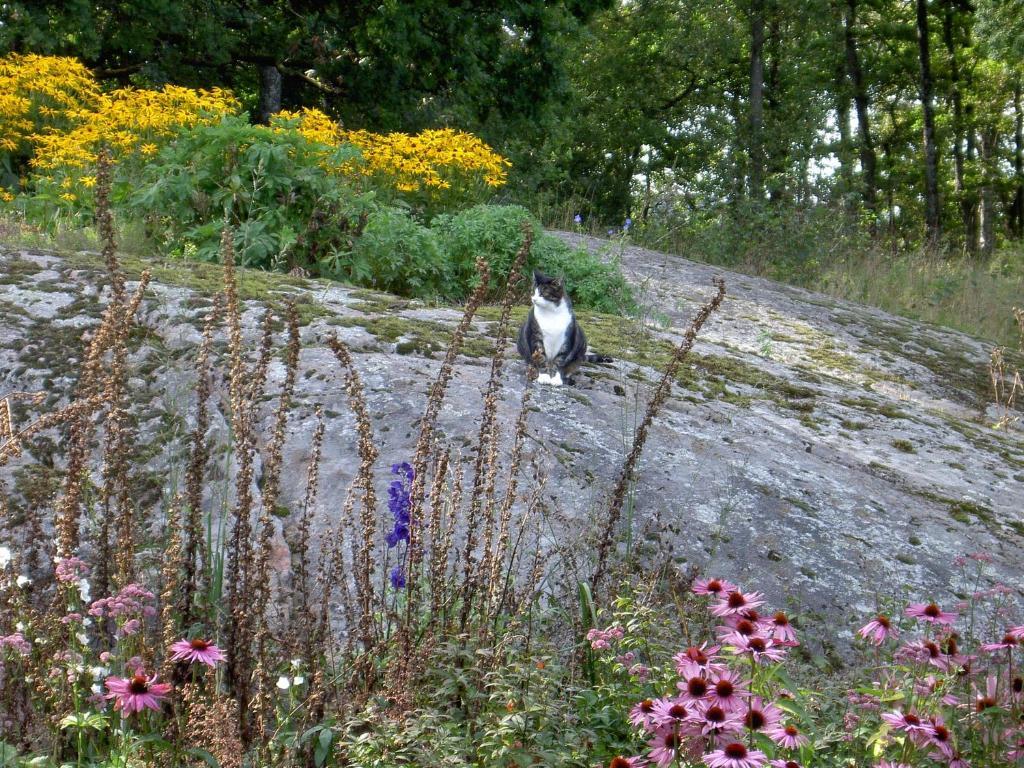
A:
186,748,221,768
315,727,334,767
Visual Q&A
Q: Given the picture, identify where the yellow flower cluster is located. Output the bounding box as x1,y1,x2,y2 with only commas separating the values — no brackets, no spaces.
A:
272,107,510,192
0,54,101,154
342,128,510,191
30,84,239,170
271,107,340,147
0,56,508,207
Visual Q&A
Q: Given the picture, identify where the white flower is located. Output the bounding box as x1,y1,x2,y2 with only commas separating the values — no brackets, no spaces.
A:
78,579,91,603
290,658,302,670
16,574,30,587
292,675,305,686
89,666,107,679
276,676,291,690
0,546,11,569
91,683,102,695
15,621,24,632
75,632,89,645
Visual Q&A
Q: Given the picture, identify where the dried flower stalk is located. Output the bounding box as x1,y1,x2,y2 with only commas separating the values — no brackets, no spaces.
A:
592,277,726,592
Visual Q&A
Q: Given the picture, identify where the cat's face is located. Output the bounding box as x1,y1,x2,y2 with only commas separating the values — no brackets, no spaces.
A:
532,270,564,307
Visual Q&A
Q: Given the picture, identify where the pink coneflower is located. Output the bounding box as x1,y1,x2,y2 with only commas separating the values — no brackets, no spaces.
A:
169,638,227,667
905,602,957,626
690,701,744,738
858,615,897,645
706,669,748,711
711,590,766,617
105,672,171,714
770,761,802,768
703,741,767,768
881,710,928,734
675,644,725,676
874,762,913,768
1008,625,1024,640
768,723,809,749
648,730,686,768
921,640,951,671
607,757,643,768
770,612,799,645
722,608,769,631
981,632,1019,652
629,698,658,731
718,619,765,647
925,716,954,758
744,697,783,733
694,578,738,597
735,635,787,664
974,675,1000,712
677,670,711,702
651,697,692,729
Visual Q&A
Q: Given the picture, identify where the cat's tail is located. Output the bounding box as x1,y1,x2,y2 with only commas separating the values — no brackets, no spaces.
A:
586,352,614,363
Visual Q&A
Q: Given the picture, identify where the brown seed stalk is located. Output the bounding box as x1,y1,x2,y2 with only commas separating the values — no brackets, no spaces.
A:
592,277,726,592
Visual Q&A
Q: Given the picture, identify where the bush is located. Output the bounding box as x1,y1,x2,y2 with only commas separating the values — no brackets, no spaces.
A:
127,115,374,270
435,203,635,312
332,206,447,296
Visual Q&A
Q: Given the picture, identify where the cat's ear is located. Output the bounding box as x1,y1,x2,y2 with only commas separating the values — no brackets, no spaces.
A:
532,269,542,284
555,276,565,289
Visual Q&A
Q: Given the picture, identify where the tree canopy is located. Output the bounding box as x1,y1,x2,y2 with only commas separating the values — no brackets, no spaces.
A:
3,0,1023,253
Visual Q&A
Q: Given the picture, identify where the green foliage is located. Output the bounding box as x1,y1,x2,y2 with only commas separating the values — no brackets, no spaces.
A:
332,206,446,296
435,203,635,312
126,115,374,270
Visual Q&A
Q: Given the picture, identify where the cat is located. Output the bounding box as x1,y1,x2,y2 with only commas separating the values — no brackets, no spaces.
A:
516,270,609,386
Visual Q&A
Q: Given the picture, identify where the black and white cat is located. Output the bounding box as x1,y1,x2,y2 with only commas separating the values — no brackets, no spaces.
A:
517,270,606,386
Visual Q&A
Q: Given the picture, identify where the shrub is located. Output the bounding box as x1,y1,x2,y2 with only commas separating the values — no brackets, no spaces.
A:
127,115,374,270
332,206,447,296
435,203,635,312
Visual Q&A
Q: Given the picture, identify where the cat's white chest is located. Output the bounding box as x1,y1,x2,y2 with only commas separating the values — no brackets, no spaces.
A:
533,301,571,361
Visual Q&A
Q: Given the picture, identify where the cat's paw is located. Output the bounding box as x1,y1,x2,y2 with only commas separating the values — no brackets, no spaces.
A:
549,373,563,387
536,372,552,384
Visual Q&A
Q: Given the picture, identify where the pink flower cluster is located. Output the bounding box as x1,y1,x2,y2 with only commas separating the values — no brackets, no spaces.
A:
853,589,1024,768
619,581,806,768
587,624,625,651
88,584,156,620
54,556,90,583
0,632,31,655
616,651,651,682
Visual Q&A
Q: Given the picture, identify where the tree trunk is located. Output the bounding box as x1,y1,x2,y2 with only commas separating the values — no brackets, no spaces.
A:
942,2,973,252
916,0,941,243
1012,79,1024,239
883,101,899,247
258,65,282,125
965,110,979,250
833,0,853,207
766,16,787,203
979,127,998,257
749,0,766,200
843,0,877,214
836,76,855,208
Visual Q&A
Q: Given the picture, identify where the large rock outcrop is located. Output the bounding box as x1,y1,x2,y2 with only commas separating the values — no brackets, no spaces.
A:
1,234,1021,651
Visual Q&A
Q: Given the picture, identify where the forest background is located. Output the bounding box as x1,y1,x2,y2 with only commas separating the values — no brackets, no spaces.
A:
3,0,1024,345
